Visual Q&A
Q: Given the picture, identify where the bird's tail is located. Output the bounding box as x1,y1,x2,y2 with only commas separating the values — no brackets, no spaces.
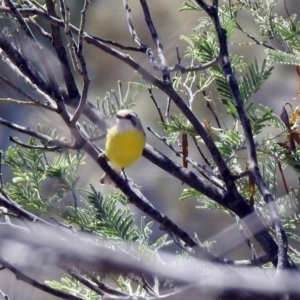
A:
100,165,122,187
99,173,117,187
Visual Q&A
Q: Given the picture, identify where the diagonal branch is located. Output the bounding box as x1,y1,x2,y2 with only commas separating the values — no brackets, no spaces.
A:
140,0,170,83
69,0,90,126
0,75,57,112
4,0,66,113
44,0,80,100
0,117,76,149
167,56,221,73
0,193,53,226
123,0,161,69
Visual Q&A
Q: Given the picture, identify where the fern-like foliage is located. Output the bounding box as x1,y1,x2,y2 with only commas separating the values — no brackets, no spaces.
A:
180,188,233,217
2,132,173,298
46,276,99,300
64,186,171,253
97,80,137,118
3,139,171,246
65,186,140,242
215,59,273,118
266,49,300,66
3,135,84,212
234,0,278,41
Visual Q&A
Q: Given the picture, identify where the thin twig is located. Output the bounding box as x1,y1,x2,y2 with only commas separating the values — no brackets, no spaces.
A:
0,117,76,149
9,136,62,151
167,56,220,73
148,88,165,124
227,0,274,50
60,264,106,297
45,0,80,100
61,0,81,74
123,0,160,69
147,126,224,189
70,0,91,126
0,289,10,300
204,91,222,129
77,267,129,297
236,217,257,259
229,255,270,267
93,36,144,52
140,0,170,83
4,0,66,112
0,97,35,106
28,16,52,41
0,40,57,108
0,74,56,111
165,46,181,123
191,136,213,168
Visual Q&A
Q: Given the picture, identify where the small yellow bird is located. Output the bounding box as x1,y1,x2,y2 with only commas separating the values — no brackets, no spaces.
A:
100,109,146,185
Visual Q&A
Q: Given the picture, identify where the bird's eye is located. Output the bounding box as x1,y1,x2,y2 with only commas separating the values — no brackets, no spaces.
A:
124,114,132,119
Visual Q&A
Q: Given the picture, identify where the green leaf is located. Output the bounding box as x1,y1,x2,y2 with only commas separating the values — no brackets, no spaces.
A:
239,59,273,102
96,81,137,117
266,49,300,66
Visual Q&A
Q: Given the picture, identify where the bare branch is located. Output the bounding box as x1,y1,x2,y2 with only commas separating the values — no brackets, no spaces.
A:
0,288,10,300
0,193,52,226
93,36,144,52
28,16,52,40
140,0,170,83
61,265,106,297
9,136,62,151
44,0,80,100
96,154,220,262
4,0,67,117
0,117,75,149
167,56,221,73
165,46,181,123
1,223,298,299
123,0,161,69
147,89,165,124
70,0,91,125
0,75,57,111
77,267,130,297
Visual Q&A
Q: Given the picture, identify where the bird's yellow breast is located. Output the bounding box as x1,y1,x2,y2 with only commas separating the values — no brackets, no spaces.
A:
105,127,146,170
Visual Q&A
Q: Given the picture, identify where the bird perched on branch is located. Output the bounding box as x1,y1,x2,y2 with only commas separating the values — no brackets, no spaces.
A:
100,109,146,186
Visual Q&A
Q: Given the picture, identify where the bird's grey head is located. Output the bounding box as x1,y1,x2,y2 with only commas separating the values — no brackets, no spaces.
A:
116,109,145,134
